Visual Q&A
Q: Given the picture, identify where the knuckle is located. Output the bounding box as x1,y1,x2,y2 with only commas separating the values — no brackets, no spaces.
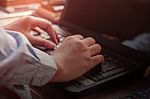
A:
70,37,84,47
23,16,33,21
21,16,34,25
65,36,85,49
65,36,75,41
73,40,85,50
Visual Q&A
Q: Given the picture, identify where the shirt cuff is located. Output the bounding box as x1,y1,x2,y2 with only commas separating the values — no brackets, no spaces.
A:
31,47,57,86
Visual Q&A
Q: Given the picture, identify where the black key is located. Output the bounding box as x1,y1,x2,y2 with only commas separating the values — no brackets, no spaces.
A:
102,62,114,72
101,67,126,78
74,81,82,87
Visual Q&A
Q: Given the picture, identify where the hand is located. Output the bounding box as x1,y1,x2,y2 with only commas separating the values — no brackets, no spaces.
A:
3,16,59,49
32,7,61,24
51,35,104,82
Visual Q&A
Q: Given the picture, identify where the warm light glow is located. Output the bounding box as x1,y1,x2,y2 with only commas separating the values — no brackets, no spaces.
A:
0,0,42,7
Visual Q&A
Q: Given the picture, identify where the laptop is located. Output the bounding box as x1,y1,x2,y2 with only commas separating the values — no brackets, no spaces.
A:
34,0,150,97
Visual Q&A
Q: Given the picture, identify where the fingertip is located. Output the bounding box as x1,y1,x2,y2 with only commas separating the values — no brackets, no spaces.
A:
97,55,104,63
45,41,56,49
91,55,104,66
99,55,104,63
74,35,84,39
48,29,59,44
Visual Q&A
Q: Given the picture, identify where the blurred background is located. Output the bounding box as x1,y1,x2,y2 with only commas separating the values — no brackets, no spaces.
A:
0,0,150,40
0,0,66,25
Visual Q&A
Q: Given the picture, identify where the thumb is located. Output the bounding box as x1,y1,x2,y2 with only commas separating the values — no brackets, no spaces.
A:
28,35,56,49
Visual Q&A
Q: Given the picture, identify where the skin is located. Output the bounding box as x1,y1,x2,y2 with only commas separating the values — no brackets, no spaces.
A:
3,16,59,49
3,16,104,82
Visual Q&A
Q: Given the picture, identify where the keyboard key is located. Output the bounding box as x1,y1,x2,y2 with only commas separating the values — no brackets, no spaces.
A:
101,67,126,78
77,76,95,86
74,81,82,87
102,62,113,72
84,73,104,82
41,33,50,40
96,75,104,80
90,76,100,82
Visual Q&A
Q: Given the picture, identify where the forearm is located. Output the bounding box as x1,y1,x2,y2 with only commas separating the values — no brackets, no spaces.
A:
0,29,57,86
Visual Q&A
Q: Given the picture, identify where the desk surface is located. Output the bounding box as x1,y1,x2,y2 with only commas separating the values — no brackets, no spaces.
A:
0,9,33,27
31,67,150,99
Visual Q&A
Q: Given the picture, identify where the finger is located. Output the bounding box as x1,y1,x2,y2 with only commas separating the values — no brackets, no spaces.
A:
32,27,42,35
27,35,56,49
89,44,101,56
30,16,58,44
83,37,96,47
73,35,84,40
90,55,104,66
55,30,60,42
33,27,57,42
48,26,59,44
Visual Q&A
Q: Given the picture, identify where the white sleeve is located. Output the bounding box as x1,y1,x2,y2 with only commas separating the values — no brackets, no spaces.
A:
0,28,57,86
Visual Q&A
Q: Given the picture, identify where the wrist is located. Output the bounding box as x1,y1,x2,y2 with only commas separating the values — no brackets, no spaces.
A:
50,55,64,82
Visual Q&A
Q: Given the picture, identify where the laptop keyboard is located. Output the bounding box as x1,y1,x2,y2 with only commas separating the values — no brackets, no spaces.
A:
63,51,130,90
31,28,132,95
